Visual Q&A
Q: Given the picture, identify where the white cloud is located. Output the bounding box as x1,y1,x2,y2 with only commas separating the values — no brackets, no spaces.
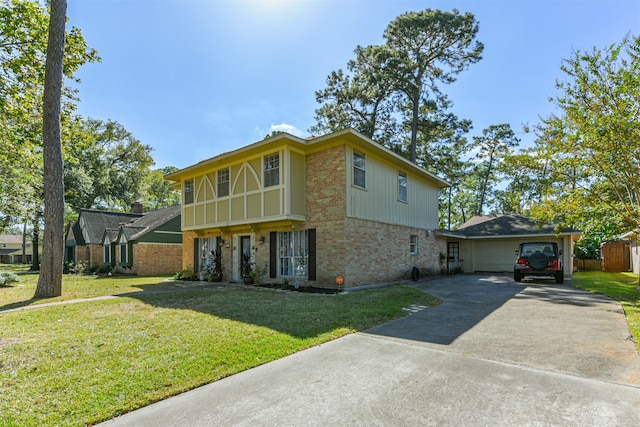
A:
253,123,308,140
270,123,305,137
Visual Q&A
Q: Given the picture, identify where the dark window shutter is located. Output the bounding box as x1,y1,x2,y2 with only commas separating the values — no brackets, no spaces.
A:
128,242,134,266
308,229,316,281
193,238,199,270
270,232,277,278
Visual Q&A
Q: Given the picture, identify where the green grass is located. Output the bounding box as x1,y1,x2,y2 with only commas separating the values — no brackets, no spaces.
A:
0,264,177,309
0,269,440,426
571,271,640,352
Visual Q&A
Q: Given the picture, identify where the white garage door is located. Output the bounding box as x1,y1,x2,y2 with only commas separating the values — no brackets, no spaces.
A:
473,240,519,272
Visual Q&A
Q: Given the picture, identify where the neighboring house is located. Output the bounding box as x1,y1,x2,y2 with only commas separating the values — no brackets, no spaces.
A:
0,234,32,264
65,203,183,275
165,128,450,289
441,214,581,276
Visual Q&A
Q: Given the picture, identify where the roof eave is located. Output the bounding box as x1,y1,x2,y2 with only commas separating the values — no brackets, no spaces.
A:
165,132,308,181
454,231,582,240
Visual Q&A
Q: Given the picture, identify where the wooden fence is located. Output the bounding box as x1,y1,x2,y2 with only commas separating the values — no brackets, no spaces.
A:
602,241,631,272
574,258,603,272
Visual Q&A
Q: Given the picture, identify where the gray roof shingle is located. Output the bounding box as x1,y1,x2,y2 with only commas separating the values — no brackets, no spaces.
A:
454,214,581,237
78,205,181,244
78,210,142,244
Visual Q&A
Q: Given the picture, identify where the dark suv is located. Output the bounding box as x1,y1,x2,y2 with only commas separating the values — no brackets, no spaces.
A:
514,242,564,283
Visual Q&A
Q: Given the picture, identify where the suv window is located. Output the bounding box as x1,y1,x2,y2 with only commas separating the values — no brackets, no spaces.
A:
515,241,563,283
519,243,558,258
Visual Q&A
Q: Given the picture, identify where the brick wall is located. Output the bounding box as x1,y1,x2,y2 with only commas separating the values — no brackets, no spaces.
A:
133,242,183,275
304,143,445,289
75,244,103,268
306,144,348,287
182,230,198,271
342,218,445,287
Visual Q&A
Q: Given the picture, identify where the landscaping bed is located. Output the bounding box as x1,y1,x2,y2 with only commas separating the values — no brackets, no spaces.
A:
254,282,341,294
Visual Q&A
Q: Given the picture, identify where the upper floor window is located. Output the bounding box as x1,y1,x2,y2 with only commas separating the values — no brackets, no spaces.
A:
264,153,280,187
398,172,407,202
184,179,194,204
353,151,366,188
217,168,229,197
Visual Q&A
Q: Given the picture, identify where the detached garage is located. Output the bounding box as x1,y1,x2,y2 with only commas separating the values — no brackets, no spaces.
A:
441,215,581,277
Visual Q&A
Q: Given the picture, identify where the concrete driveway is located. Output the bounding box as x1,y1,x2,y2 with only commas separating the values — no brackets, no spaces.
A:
101,274,640,426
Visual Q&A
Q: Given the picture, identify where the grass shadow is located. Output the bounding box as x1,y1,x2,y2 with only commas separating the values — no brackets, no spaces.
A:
127,283,439,340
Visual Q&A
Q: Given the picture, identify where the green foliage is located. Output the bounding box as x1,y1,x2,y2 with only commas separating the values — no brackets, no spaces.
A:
0,271,19,286
311,8,483,164
310,45,399,146
66,261,88,275
472,124,520,215
63,117,155,211
0,0,99,228
383,8,484,163
0,1,178,235
240,252,253,278
571,205,627,259
264,130,286,139
140,166,181,210
524,34,640,232
252,263,268,283
174,265,195,280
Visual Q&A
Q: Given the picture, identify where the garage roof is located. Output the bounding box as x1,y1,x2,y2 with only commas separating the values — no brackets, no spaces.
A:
450,214,581,238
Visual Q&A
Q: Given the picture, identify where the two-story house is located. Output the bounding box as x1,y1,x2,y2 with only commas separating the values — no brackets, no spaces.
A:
166,129,449,289
0,234,32,264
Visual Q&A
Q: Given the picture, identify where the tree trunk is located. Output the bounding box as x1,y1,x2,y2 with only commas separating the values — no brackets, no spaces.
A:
31,207,43,270
30,218,40,271
22,223,27,264
34,0,67,298
477,153,495,216
409,85,421,164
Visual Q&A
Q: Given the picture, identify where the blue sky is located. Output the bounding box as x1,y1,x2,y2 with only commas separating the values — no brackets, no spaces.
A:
66,0,640,170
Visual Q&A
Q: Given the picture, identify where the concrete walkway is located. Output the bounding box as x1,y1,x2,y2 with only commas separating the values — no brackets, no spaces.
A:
101,274,640,426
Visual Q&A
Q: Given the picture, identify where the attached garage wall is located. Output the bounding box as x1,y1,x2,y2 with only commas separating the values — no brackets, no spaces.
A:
458,236,570,274
473,240,521,272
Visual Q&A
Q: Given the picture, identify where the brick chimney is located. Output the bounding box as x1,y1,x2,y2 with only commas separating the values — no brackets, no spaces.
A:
131,202,143,214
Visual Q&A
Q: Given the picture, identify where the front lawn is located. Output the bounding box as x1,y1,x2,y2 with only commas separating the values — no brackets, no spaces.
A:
0,280,439,426
571,271,640,351
0,263,176,309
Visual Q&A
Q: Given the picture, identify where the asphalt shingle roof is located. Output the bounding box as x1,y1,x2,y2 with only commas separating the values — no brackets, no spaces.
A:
78,210,143,244
454,214,581,237
78,205,181,244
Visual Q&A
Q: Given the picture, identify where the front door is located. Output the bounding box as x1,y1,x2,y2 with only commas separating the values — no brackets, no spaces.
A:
240,235,251,278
